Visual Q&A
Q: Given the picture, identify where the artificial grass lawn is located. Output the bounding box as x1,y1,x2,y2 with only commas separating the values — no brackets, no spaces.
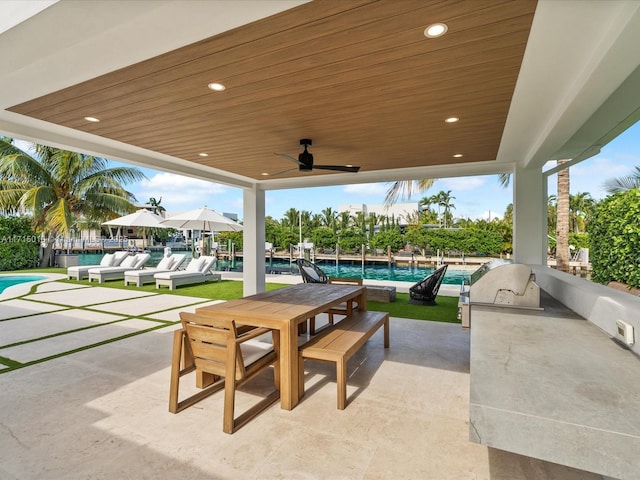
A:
15,268,460,323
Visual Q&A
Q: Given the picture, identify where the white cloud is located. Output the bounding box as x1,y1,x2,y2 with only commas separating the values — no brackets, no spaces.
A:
571,156,631,177
134,172,228,211
343,183,388,195
440,176,486,191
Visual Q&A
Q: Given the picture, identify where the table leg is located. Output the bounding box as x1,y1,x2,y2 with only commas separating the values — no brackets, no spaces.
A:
279,320,300,410
358,289,367,312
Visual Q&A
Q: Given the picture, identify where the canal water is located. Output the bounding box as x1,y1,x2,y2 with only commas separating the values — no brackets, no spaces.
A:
74,252,470,285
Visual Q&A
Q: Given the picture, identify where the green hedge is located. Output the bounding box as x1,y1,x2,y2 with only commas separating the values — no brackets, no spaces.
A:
0,217,40,271
589,189,640,287
404,227,503,255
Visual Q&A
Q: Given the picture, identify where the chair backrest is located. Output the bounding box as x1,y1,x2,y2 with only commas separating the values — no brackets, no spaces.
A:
199,256,217,274
179,311,246,380
410,265,448,301
170,254,186,271
296,258,328,283
133,253,151,269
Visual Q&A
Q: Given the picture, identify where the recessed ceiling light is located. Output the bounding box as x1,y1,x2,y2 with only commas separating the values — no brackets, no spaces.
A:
207,82,226,91
84,116,100,122
261,172,269,176
424,23,448,38
453,154,463,158
198,153,209,157
445,117,459,123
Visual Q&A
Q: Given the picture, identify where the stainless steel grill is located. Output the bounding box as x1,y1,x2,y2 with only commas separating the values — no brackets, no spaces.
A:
458,259,541,328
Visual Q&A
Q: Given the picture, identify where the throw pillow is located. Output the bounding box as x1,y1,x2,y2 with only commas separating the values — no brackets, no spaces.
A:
186,258,205,272
120,255,138,268
100,254,115,266
156,256,174,270
303,266,320,282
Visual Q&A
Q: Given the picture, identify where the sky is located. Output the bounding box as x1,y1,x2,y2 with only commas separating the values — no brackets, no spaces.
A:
107,121,640,221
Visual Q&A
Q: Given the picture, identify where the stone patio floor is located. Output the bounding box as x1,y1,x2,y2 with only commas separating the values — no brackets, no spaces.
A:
0,276,600,479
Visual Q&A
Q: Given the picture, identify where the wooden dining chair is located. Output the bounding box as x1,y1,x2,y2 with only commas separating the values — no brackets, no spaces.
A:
318,277,364,333
169,311,280,434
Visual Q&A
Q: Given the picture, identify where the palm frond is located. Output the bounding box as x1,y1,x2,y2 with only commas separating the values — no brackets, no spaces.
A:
384,178,435,206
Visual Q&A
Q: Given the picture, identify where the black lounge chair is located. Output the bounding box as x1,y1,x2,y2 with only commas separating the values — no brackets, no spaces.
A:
296,258,328,283
408,265,448,305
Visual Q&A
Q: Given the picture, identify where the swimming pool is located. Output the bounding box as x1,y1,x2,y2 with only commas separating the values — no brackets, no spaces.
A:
0,275,47,294
75,253,470,285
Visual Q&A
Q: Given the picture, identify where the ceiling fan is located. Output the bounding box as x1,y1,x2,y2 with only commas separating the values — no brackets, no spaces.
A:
274,139,360,174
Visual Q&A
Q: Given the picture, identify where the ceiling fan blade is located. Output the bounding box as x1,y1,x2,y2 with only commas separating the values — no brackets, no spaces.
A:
313,164,361,173
274,152,303,166
267,166,298,177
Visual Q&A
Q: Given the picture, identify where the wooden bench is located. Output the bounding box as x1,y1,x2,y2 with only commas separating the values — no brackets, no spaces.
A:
298,310,389,409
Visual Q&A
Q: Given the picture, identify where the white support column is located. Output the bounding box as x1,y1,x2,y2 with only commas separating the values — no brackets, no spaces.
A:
513,165,547,265
242,187,266,296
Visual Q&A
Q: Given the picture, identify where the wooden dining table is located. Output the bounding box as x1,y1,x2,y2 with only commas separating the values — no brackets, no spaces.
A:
195,282,367,410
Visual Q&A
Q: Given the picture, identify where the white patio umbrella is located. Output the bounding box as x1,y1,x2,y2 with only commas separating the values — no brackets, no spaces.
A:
102,209,167,250
160,207,243,232
160,207,242,255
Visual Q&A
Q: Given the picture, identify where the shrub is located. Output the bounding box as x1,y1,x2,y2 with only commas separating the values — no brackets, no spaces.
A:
589,189,640,286
369,228,403,251
0,216,40,271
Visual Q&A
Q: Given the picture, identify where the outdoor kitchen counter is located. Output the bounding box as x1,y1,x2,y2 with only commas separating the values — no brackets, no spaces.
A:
469,292,640,480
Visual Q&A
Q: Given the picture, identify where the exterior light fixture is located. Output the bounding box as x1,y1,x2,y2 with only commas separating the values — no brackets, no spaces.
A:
207,82,226,91
424,23,448,38
84,116,100,122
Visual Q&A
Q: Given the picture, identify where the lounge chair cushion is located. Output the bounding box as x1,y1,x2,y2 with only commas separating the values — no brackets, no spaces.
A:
157,256,175,270
302,266,321,282
100,254,116,266
119,255,138,268
186,258,205,272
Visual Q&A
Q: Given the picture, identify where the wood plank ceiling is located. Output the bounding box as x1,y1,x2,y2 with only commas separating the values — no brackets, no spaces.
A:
9,0,537,182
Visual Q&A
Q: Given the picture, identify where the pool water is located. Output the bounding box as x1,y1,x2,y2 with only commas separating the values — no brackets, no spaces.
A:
75,253,469,285
0,275,46,294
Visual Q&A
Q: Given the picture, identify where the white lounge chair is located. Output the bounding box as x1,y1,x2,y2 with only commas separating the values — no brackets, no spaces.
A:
67,251,129,280
123,254,186,287
155,255,221,290
88,253,151,283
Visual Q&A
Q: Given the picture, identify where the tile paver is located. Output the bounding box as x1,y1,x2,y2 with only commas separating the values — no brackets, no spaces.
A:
0,309,126,346
27,287,156,307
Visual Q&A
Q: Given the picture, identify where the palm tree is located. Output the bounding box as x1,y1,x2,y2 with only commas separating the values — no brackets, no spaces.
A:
384,179,436,207
0,139,146,266
438,190,456,228
320,207,337,232
569,192,595,233
282,208,299,231
555,160,571,273
146,196,166,216
603,165,640,193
